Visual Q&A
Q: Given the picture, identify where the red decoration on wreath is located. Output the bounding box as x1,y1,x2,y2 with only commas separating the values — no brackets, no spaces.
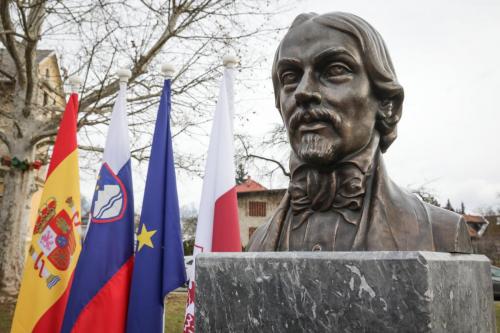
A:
1,155,44,171
32,160,43,170
1,155,12,167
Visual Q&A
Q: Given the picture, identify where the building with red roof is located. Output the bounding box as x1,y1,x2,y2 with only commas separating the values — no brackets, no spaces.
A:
235,176,267,193
235,176,286,248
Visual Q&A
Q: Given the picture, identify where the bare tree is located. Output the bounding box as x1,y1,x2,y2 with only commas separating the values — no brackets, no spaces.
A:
476,193,500,216
0,0,285,296
236,124,291,190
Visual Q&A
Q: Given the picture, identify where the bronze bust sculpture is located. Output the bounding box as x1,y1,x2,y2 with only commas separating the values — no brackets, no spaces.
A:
247,12,472,252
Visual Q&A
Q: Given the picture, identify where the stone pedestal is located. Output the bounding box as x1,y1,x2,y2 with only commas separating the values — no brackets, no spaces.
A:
195,251,496,333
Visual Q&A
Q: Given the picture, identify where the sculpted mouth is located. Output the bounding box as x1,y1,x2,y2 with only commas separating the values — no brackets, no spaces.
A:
298,122,329,133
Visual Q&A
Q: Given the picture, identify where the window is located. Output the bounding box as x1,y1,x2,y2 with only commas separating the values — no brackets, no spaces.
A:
248,227,257,239
43,92,48,106
45,68,50,79
496,217,500,226
248,201,266,217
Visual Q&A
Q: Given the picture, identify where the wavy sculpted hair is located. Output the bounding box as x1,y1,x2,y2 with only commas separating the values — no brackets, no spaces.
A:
272,12,405,152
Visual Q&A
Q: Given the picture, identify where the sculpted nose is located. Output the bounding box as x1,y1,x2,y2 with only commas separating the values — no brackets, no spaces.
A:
294,72,321,107
295,91,322,106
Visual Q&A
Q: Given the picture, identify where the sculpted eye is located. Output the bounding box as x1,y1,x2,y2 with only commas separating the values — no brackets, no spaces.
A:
280,71,299,85
325,63,351,78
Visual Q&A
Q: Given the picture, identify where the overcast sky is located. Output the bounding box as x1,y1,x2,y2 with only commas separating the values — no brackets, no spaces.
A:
172,0,500,213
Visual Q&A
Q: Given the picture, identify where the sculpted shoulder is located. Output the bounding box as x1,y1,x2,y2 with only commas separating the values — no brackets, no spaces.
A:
381,179,472,253
422,201,473,253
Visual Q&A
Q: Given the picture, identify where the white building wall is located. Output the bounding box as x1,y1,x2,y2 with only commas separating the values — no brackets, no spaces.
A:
237,189,286,248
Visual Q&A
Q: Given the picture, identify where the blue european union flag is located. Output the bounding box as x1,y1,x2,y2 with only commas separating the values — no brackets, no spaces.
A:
126,79,187,333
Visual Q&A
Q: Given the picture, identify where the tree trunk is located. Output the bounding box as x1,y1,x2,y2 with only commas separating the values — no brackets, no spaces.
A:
0,150,36,299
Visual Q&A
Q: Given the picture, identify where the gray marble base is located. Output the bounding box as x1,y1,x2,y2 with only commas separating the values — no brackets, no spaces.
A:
195,252,496,333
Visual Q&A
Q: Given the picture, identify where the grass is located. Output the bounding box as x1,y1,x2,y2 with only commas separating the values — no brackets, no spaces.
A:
0,300,15,333
165,291,187,332
496,303,500,333
0,292,187,333
0,296,499,332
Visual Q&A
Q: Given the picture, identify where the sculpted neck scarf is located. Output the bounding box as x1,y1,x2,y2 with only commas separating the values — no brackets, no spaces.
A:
288,135,379,228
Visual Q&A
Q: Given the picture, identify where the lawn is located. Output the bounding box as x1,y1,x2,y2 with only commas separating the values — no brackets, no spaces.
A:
165,292,187,332
496,302,500,333
0,292,187,333
0,299,15,333
1,297,499,332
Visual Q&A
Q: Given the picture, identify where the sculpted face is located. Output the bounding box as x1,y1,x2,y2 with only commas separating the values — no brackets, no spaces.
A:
276,20,380,165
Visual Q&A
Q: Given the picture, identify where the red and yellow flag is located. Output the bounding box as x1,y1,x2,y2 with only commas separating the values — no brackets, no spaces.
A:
11,94,82,333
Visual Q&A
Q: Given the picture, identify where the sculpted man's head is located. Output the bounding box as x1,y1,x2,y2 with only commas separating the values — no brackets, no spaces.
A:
272,12,404,165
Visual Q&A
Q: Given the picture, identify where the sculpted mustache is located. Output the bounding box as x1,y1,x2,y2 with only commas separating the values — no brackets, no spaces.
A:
289,108,342,131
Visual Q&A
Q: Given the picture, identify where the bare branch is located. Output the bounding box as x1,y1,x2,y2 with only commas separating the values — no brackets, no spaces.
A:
77,46,118,127
22,0,47,117
0,110,14,120
0,29,29,40
30,120,59,145
79,6,183,110
78,145,103,153
0,67,15,81
237,134,290,177
0,0,26,86
0,130,12,151
245,153,290,178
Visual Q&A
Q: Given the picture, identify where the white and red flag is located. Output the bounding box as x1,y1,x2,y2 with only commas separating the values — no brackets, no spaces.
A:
183,58,242,333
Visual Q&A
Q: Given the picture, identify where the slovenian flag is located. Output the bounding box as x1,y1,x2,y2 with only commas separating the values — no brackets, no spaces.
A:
183,61,242,333
126,77,186,332
11,94,82,333
61,81,135,332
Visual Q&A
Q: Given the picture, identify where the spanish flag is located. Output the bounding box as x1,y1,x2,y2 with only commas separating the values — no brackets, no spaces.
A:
11,93,82,333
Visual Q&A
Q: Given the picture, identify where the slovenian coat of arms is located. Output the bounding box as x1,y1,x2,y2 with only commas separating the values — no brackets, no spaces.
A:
90,163,127,224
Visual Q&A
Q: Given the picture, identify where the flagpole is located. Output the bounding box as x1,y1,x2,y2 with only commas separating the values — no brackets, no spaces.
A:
161,63,174,333
68,75,81,95
116,68,131,107
61,65,136,333
12,74,83,333
161,63,175,80
117,68,132,85
222,54,238,68
125,61,186,333
182,54,241,333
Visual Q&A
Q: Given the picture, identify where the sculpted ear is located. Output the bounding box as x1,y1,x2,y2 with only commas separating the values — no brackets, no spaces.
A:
376,96,402,152
272,55,286,123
